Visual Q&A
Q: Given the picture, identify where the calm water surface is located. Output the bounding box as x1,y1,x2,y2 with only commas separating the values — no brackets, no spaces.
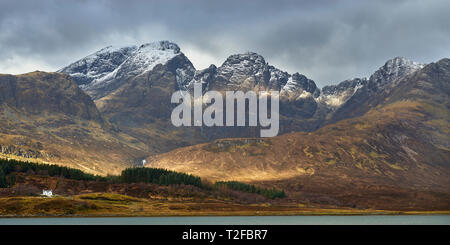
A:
0,215,449,225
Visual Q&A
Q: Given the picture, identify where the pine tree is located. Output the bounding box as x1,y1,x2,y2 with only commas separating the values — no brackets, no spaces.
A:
0,168,7,188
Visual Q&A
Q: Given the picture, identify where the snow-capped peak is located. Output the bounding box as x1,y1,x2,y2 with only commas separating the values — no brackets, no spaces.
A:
139,41,180,53
59,41,184,99
281,73,320,100
386,57,423,70
58,45,137,86
115,41,181,79
217,52,267,79
213,52,291,91
370,57,424,86
317,57,424,108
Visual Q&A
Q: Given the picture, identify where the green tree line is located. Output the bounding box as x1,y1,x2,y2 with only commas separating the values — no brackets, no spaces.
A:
119,167,202,187
215,181,286,199
0,159,286,199
0,159,202,188
0,158,102,187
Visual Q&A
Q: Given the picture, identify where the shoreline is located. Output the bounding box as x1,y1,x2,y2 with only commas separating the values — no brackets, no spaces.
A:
1,211,449,218
1,194,448,218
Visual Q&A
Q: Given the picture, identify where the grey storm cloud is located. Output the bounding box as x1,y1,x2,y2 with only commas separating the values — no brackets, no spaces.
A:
0,0,449,87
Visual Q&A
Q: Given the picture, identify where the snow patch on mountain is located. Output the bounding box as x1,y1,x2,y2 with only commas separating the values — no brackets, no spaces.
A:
318,78,367,107
318,57,423,108
59,45,137,86
369,57,424,88
117,41,181,79
60,41,183,99
281,73,319,100
281,77,295,91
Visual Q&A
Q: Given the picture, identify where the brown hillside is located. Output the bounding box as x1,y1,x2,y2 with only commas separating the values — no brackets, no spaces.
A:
0,72,147,175
147,59,450,210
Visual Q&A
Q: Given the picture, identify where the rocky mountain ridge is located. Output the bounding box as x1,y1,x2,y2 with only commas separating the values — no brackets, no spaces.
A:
60,42,424,114
55,41,432,156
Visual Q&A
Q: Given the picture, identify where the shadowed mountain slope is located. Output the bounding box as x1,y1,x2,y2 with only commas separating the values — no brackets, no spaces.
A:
0,72,147,175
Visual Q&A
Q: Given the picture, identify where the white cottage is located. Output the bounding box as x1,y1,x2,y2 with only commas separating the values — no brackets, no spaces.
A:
42,190,53,197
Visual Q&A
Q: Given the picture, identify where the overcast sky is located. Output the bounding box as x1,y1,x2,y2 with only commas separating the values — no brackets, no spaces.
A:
0,0,449,87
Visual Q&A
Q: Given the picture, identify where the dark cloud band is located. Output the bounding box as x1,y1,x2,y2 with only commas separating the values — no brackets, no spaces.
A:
0,0,449,87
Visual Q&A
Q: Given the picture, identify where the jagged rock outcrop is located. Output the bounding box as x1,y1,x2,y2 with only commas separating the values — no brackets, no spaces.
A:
207,52,289,91
368,57,424,90
0,144,41,158
326,57,424,123
318,78,367,109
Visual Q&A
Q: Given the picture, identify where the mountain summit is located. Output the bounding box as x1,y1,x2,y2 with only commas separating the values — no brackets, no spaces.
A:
368,57,424,90
59,41,194,100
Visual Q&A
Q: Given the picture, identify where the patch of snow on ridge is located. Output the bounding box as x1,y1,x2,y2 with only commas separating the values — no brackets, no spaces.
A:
298,90,312,99
64,41,183,99
121,41,181,78
318,94,346,107
280,73,319,100
88,63,121,87
318,78,367,108
58,45,137,86
281,77,295,92
62,41,181,89
370,57,424,87
176,68,191,90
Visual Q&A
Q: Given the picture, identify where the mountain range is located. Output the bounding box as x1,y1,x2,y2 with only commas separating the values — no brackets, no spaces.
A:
0,41,448,209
